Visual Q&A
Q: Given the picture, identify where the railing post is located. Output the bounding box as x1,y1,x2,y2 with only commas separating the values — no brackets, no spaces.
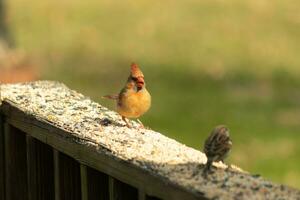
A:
4,123,28,200
80,164,88,200
138,189,146,200
54,152,81,200
139,189,161,200
0,115,5,200
85,167,109,200
26,135,54,200
109,176,138,200
109,177,114,200
26,135,35,200
54,150,61,200
146,196,161,200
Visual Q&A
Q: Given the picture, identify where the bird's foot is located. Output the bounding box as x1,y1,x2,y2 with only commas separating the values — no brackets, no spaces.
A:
137,119,145,129
202,164,214,178
122,116,132,128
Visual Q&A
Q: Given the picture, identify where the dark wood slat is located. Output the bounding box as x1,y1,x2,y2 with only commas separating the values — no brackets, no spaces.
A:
87,167,109,200
4,124,28,200
109,176,138,200
26,135,55,200
146,196,161,200
2,102,205,200
138,189,146,200
59,152,81,200
109,177,114,200
53,150,60,200
0,115,5,200
140,188,161,200
80,165,88,200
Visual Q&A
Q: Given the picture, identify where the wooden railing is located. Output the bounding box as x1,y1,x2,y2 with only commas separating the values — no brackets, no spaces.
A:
0,81,299,200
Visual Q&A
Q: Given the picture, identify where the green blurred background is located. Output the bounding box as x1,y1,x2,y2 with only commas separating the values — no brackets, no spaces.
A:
2,0,300,188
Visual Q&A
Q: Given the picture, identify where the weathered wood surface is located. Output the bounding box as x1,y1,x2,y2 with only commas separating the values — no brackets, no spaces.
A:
58,152,82,200
109,176,139,200
0,115,5,200
26,135,54,200
80,165,89,200
0,81,300,200
53,150,60,200
4,124,28,200
86,167,109,200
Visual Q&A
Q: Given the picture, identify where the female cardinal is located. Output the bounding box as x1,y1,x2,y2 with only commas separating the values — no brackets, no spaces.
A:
203,125,232,174
103,63,151,128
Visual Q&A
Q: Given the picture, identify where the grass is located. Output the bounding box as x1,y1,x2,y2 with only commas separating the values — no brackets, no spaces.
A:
6,0,300,188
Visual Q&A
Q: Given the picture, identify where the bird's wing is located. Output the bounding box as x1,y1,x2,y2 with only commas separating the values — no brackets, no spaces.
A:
102,94,119,100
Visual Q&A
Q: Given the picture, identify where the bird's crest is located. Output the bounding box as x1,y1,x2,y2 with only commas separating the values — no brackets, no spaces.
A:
131,63,144,78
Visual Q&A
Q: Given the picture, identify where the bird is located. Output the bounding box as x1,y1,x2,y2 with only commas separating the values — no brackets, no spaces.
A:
203,125,232,175
102,63,151,128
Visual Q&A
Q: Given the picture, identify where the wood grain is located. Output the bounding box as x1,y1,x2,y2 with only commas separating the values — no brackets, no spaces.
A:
0,115,5,200
86,167,109,200
109,176,138,200
4,124,28,200
26,135,54,200
2,103,201,200
58,152,81,200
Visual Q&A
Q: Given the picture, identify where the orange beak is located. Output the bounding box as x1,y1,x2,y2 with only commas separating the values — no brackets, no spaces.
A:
136,77,145,89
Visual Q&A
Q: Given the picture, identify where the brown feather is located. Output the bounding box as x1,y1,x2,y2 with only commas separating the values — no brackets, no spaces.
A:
102,94,119,100
204,125,232,164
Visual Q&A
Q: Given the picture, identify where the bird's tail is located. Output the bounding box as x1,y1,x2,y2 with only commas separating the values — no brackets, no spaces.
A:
102,94,119,100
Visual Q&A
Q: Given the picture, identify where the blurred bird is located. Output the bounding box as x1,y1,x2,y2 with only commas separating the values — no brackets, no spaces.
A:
102,63,151,128
203,125,232,174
